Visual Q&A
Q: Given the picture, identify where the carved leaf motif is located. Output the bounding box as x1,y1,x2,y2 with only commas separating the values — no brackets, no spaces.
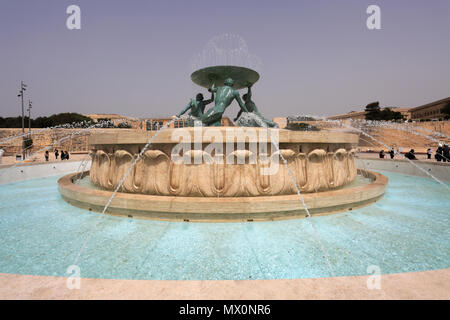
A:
306,149,329,192
111,150,135,192
332,149,348,187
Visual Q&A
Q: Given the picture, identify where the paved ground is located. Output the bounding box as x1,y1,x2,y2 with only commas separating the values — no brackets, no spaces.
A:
1,151,448,166
357,152,448,162
0,153,88,165
0,269,448,300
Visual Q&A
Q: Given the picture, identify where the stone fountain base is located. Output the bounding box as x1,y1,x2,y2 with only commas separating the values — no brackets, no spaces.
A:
58,169,387,222
57,128,388,222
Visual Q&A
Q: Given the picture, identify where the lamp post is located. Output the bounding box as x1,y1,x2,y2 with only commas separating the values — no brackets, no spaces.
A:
27,100,32,133
17,81,27,160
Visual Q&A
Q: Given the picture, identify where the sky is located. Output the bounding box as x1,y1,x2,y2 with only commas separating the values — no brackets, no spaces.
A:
0,0,449,120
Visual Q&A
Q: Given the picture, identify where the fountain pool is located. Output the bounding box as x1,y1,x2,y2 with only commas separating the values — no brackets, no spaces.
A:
0,170,448,280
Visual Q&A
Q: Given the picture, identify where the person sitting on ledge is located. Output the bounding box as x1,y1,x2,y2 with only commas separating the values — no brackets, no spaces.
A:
234,84,278,128
177,91,214,119
201,78,248,126
405,149,417,160
379,150,385,159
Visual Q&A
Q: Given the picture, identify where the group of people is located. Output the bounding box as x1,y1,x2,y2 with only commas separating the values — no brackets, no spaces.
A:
378,148,396,159
435,144,449,162
378,145,449,162
45,149,69,161
378,148,419,160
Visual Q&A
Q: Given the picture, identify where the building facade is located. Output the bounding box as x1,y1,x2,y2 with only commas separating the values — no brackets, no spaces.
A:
409,97,450,120
143,117,235,131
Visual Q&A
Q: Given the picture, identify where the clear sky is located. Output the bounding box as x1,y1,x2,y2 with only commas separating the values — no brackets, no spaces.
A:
0,0,449,119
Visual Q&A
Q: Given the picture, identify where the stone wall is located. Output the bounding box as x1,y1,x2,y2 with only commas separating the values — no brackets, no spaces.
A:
0,128,90,156
357,121,450,152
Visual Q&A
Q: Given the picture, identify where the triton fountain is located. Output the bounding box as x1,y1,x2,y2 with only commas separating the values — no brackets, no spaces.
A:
57,66,388,221
0,33,448,293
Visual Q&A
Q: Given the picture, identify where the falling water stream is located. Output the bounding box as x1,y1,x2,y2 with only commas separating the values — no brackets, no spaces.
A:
73,118,179,266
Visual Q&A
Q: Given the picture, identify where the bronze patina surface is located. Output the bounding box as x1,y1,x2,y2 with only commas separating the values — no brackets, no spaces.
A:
191,66,260,90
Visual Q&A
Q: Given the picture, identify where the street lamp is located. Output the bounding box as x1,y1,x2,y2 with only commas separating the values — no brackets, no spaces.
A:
17,81,27,160
27,100,32,133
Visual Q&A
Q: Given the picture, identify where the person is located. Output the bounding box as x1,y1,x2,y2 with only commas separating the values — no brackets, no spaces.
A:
177,91,215,119
443,144,449,163
233,84,278,127
405,149,417,160
201,78,248,126
379,150,385,159
0,148,4,165
427,148,432,160
54,149,59,160
60,150,65,160
435,145,443,162
389,148,395,159
65,151,70,160
45,150,49,162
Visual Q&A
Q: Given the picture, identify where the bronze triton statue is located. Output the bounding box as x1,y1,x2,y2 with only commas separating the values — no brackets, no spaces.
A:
176,65,275,127
201,77,248,126
177,92,215,119
234,84,278,128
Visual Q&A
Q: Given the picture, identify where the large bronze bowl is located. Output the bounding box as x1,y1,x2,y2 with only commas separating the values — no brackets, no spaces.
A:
191,65,260,90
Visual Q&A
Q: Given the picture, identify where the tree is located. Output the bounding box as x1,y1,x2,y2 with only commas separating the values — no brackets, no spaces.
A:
0,113,93,128
379,108,404,121
364,102,404,121
364,102,381,120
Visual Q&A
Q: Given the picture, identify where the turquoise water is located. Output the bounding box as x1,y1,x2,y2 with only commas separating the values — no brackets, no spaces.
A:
0,171,448,280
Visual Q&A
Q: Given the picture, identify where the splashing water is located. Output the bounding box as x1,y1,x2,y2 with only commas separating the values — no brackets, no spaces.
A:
305,116,450,190
189,34,262,73
350,119,448,146
74,153,91,181
0,119,132,145
72,118,178,266
251,114,336,277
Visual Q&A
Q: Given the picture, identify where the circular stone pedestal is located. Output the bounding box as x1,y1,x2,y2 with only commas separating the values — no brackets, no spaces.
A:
58,170,387,222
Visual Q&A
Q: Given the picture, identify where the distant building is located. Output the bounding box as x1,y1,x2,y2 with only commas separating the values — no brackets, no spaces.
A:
84,114,235,130
273,116,320,128
326,107,411,121
409,97,450,121
143,117,235,131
